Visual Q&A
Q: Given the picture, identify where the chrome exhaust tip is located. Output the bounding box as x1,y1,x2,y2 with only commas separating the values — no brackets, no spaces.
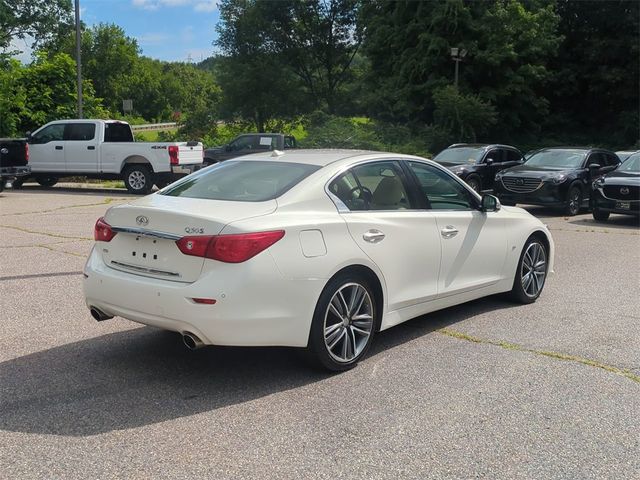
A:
182,332,204,350
90,307,113,322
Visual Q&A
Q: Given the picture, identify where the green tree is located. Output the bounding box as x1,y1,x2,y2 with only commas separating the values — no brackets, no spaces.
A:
0,0,72,57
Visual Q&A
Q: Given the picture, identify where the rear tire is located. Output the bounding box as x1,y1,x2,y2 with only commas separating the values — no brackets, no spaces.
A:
508,236,549,304
306,273,377,371
592,208,610,222
36,176,58,187
11,177,25,189
123,165,153,194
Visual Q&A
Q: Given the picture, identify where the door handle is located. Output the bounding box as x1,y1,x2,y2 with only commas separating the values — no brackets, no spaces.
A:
363,229,385,243
55,146,63,150
87,146,95,150
441,226,459,239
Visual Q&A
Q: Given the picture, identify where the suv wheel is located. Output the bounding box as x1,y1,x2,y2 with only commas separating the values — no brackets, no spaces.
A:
565,186,582,216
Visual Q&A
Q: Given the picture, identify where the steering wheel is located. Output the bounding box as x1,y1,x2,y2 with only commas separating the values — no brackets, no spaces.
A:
348,186,373,199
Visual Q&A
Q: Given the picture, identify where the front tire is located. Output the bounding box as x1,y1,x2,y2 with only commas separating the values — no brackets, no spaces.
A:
509,237,549,304
307,273,377,371
564,185,582,216
466,175,482,193
123,165,153,194
592,208,610,222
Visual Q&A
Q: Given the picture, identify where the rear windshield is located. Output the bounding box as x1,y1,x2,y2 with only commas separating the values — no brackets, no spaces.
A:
161,160,321,201
433,147,484,165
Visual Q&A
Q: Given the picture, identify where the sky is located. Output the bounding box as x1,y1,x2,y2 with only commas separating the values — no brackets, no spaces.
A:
15,0,222,63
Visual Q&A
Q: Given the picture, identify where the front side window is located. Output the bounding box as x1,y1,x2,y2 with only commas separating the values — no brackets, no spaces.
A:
229,136,254,151
506,149,523,162
161,160,320,202
484,149,502,164
30,124,65,144
408,162,475,210
65,123,96,141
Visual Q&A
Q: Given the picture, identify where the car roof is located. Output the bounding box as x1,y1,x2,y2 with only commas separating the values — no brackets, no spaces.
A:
447,143,519,150
236,149,419,167
535,146,615,153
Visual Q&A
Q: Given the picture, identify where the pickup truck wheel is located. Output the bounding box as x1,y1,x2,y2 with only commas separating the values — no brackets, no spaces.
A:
11,177,24,189
123,165,152,194
36,176,58,187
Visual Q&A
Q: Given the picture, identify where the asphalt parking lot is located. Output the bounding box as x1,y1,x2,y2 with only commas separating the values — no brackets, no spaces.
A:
0,185,638,479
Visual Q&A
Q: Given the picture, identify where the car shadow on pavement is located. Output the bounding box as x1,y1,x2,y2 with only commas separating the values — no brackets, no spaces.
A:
568,216,640,230
15,185,134,196
0,296,517,437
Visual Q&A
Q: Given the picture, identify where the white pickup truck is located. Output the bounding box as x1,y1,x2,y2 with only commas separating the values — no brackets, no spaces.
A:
18,119,203,194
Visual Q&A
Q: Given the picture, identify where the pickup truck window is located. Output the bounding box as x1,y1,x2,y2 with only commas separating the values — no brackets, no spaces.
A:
65,123,96,141
31,124,65,144
161,160,320,202
104,123,134,142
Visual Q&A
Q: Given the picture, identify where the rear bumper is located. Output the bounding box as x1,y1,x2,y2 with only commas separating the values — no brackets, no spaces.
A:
83,246,322,347
0,165,30,178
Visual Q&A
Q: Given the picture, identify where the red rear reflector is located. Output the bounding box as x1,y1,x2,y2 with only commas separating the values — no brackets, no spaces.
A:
24,143,29,163
94,217,117,242
176,230,285,263
168,145,179,165
192,298,217,305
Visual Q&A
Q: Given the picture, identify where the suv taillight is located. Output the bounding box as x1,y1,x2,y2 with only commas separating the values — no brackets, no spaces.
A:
168,145,179,165
175,231,285,263
24,143,29,163
94,217,117,242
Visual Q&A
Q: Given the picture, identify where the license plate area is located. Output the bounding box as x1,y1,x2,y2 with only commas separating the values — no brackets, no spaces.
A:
616,201,630,210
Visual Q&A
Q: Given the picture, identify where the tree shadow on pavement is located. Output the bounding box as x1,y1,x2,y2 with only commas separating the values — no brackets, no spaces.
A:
0,296,517,437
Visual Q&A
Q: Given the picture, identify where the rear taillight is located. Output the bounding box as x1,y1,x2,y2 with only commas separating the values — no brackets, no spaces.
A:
24,143,29,163
168,145,179,165
94,217,117,242
176,230,285,263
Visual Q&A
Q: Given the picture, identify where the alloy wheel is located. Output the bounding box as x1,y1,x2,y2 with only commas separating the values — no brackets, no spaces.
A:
128,170,146,190
323,282,374,363
521,242,547,297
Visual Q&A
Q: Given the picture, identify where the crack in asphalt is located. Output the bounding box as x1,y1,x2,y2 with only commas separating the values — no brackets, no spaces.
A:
439,328,640,384
0,224,92,241
0,197,127,217
0,271,83,282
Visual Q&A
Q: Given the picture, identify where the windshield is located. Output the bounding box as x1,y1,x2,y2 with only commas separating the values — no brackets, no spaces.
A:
619,153,640,172
161,160,320,201
433,147,484,165
525,149,586,168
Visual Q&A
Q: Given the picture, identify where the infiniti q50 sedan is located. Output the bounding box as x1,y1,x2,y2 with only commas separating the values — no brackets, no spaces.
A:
84,150,554,371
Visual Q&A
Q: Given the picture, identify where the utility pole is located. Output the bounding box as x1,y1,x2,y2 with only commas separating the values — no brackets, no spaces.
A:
75,0,83,118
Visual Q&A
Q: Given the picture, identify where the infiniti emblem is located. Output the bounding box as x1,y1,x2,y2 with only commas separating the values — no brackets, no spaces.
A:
136,215,149,226
620,187,629,195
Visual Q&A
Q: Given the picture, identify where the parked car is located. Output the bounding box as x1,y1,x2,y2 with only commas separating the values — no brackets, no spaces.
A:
432,143,524,193
84,149,554,371
494,147,620,215
615,150,639,162
0,138,30,193
15,120,203,194
204,133,297,165
591,152,640,221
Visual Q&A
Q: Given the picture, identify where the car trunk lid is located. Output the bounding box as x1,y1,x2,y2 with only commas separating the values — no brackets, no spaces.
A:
101,194,276,282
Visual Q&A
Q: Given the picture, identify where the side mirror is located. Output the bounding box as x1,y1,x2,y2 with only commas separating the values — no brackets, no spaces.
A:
481,194,501,212
588,163,601,170
485,157,494,165
25,131,32,142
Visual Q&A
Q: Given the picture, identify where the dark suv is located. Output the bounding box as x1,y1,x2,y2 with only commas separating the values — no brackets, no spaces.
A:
432,143,524,193
494,147,620,215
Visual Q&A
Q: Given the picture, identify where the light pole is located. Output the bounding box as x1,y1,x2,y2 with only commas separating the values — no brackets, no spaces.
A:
75,0,83,118
450,47,467,88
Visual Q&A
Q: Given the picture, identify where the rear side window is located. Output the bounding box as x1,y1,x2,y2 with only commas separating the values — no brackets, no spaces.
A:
65,123,96,141
161,161,320,202
328,161,410,211
104,123,134,142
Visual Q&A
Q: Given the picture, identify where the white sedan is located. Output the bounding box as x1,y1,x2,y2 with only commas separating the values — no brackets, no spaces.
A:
84,150,554,370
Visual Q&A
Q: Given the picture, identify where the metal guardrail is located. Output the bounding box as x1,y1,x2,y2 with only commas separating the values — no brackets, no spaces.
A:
130,122,178,132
